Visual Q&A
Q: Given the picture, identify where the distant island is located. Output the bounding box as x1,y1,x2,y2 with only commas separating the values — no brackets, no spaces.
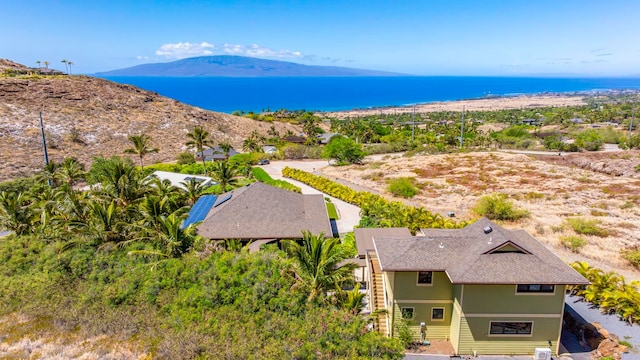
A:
94,55,406,77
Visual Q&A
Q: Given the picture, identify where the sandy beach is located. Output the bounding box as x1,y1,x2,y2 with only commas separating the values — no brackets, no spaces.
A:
321,94,587,118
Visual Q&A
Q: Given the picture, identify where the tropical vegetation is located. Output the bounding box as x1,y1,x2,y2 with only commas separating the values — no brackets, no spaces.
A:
0,156,404,358
472,193,530,221
570,261,640,325
282,167,465,233
185,126,214,174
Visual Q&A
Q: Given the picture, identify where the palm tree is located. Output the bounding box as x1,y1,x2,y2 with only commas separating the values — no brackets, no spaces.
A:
38,160,61,187
93,158,147,206
0,192,35,236
179,177,208,205
55,157,85,186
67,61,73,75
300,114,320,139
210,160,238,192
85,200,124,245
217,141,233,160
126,211,201,258
242,131,265,153
284,231,357,303
267,125,280,138
61,59,68,73
124,134,159,170
35,60,41,68
334,283,366,314
185,127,214,174
43,61,49,69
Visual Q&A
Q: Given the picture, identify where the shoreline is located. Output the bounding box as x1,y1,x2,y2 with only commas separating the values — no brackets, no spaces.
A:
319,89,639,118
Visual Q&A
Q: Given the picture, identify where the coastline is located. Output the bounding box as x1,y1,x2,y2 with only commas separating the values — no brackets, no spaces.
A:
320,93,588,118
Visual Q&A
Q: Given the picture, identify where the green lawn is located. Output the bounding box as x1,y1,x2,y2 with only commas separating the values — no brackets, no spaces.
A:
326,202,339,219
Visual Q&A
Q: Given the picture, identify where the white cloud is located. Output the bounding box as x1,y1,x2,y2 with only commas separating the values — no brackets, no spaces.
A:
223,43,304,59
153,41,338,62
155,42,216,59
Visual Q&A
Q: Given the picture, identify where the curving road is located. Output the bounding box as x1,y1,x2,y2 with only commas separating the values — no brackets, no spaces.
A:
259,159,362,235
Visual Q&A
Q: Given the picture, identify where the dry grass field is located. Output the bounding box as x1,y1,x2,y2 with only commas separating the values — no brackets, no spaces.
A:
322,151,640,280
0,313,146,359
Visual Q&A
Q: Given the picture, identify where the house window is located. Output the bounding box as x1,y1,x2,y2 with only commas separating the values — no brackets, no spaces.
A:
489,321,533,335
431,307,445,321
417,271,433,285
401,307,415,319
516,284,554,293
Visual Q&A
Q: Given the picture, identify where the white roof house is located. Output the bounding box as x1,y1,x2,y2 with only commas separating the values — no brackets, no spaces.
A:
146,171,214,190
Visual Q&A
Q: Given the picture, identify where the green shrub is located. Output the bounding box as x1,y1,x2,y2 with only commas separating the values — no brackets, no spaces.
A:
564,217,609,237
394,320,414,348
176,152,196,165
250,167,301,193
282,167,465,232
560,235,587,253
619,340,633,349
621,246,640,267
472,193,530,221
229,152,263,167
573,129,603,151
524,192,545,201
144,162,182,173
387,178,419,198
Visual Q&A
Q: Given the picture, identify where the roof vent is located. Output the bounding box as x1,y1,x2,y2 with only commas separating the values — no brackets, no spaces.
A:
439,242,444,249
483,226,493,234
488,237,493,244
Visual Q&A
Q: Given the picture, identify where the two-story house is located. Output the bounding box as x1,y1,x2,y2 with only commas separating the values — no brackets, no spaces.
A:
359,218,588,356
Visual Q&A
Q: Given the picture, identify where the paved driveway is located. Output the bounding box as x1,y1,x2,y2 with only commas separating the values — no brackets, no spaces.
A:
259,160,361,235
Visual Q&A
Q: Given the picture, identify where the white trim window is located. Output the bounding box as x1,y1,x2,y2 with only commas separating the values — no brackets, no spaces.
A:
417,271,433,286
431,307,445,321
489,321,533,336
516,284,555,294
401,307,415,320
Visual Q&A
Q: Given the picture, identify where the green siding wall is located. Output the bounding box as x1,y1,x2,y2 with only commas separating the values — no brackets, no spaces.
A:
450,300,462,353
393,271,453,300
462,284,565,314
457,316,561,355
392,302,452,340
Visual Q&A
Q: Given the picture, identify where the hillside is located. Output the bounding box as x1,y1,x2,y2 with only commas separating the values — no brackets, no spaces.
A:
95,55,404,77
0,73,300,181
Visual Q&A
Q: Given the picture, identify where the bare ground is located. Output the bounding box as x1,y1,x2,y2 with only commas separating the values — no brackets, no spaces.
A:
0,76,300,181
320,151,640,281
0,313,147,359
321,94,587,117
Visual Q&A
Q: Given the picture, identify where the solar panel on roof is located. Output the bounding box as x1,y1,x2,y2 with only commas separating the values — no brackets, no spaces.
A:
214,193,232,207
182,195,218,228
184,176,205,183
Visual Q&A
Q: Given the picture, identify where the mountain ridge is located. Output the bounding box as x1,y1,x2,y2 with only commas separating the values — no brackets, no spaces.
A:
0,61,301,181
95,56,405,77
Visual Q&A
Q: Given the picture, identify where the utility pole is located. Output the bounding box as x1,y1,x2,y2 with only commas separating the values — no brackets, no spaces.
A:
411,104,416,142
629,102,635,141
460,106,465,149
39,112,51,186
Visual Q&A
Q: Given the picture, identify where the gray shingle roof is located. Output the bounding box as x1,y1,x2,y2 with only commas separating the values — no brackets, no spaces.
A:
373,218,588,285
196,182,332,240
196,147,240,161
354,227,411,258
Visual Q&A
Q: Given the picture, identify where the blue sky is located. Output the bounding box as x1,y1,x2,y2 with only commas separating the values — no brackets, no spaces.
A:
2,0,639,76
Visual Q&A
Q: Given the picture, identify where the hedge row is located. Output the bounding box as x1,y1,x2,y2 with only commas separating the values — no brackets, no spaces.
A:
282,167,465,233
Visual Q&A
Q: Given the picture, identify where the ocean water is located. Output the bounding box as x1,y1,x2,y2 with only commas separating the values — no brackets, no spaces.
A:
103,76,640,114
